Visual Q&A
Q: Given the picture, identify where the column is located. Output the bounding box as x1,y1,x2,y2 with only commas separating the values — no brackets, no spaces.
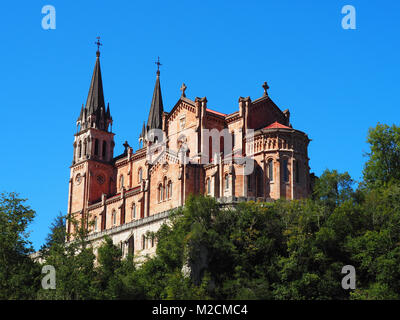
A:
276,157,281,199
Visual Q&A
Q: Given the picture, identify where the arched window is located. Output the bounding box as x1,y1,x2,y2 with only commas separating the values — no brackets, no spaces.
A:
295,160,300,183
167,180,172,199
225,174,229,190
94,139,99,156
138,168,143,183
163,177,167,199
112,210,116,226
158,184,163,202
94,216,98,232
248,174,253,191
127,236,134,255
83,139,87,156
119,175,124,190
256,166,263,197
102,141,107,158
166,182,169,199
78,142,82,158
132,203,136,219
268,159,274,182
141,235,146,250
73,143,77,162
207,178,211,194
282,159,289,183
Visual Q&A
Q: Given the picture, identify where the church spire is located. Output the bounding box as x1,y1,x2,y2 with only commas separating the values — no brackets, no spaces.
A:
77,38,112,132
85,47,105,116
139,121,146,139
146,58,164,131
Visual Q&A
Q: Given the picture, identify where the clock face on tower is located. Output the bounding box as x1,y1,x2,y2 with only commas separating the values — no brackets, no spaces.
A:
75,173,82,185
162,162,169,173
96,174,105,185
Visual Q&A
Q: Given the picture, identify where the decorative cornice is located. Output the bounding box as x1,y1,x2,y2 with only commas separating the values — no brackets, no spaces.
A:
86,185,141,210
85,209,173,242
74,127,115,137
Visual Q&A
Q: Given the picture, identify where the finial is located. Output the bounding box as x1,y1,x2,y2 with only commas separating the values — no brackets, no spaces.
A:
155,56,162,76
95,36,102,57
123,141,130,153
262,81,269,96
180,83,187,97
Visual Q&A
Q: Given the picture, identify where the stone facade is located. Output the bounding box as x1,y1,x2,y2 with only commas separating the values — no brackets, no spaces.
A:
66,51,312,258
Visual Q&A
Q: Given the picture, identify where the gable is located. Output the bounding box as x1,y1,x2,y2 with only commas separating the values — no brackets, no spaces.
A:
166,97,197,124
248,96,287,130
166,99,199,154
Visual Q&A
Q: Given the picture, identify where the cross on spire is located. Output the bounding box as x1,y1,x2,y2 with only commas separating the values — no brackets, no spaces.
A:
262,81,269,96
180,83,187,97
95,37,102,57
155,56,162,75
123,141,130,153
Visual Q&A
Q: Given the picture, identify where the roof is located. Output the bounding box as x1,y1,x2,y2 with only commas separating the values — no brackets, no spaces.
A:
78,52,112,131
147,72,164,130
139,121,146,138
85,54,105,115
263,121,291,129
206,108,226,117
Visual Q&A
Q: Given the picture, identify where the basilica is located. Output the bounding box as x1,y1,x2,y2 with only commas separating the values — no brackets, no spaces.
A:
66,45,312,257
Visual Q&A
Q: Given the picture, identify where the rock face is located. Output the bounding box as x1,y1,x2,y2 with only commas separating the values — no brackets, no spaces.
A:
182,242,215,290
191,243,209,286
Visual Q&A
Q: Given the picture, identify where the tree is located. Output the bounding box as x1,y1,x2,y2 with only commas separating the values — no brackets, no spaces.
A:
40,212,66,253
36,213,97,299
363,123,400,188
0,192,41,299
29,122,400,300
313,169,354,210
95,236,124,299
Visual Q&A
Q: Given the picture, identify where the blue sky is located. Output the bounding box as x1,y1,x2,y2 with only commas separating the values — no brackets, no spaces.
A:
1,0,399,250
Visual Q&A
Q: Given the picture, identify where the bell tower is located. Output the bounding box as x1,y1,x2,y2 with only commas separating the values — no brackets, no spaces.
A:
67,39,115,238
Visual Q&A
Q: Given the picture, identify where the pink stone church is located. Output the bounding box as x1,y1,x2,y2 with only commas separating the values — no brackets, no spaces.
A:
67,46,312,257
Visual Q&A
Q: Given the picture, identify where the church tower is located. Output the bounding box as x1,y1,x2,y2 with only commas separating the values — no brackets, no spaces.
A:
146,66,164,132
140,58,164,148
67,41,115,238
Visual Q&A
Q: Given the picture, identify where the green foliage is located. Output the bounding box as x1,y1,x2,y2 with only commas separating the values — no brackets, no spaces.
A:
40,212,66,252
363,123,400,188
36,213,97,299
95,236,142,299
3,122,400,300
313,169,354,210
0,192,41,299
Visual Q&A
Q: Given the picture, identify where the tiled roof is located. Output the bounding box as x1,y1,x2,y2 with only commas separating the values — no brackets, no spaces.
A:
206,108,226,117
263,121,291,129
